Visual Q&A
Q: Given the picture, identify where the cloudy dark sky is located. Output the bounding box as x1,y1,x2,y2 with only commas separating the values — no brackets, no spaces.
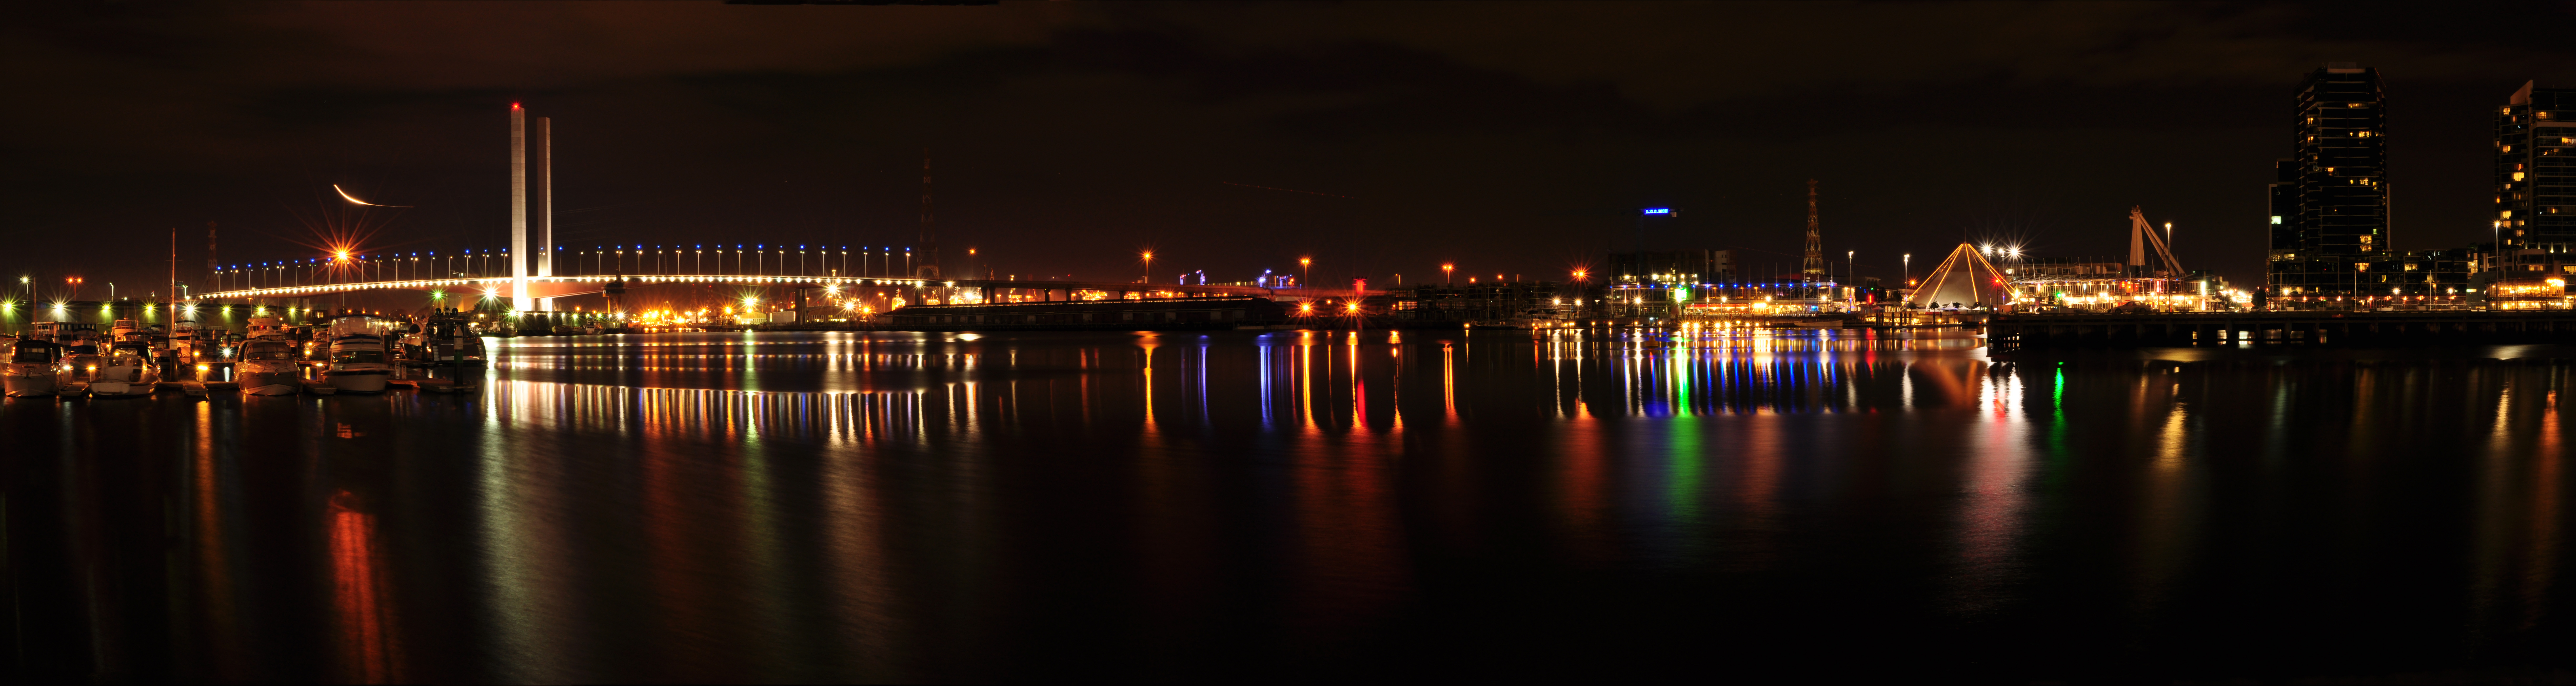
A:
8,1,2575,299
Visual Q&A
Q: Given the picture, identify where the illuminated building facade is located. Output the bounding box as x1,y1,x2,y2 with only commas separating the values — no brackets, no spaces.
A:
2497,81,2576,276
2268,62,2389,297
1606,249,1734,286
1391,281,1568,323
2387,248,2477,300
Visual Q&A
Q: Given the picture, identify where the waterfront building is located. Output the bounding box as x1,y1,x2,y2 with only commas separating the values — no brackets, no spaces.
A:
1606,249,1733,286
1390,281,1569,324
2497,81,2576,276
2013,256,2125,279
2389,248,2479,302
2268,62,2390,298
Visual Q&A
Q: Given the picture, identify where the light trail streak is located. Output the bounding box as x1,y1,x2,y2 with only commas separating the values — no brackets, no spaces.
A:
334,184,413,208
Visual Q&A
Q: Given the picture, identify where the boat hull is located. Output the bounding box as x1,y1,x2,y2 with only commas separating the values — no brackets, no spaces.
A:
325,369,391,394
238,369,303,396
88,380,151,398
4,375,58,398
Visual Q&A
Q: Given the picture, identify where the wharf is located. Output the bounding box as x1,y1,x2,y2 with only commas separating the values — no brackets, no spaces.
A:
883,296,1289,331
1989,310,2576,348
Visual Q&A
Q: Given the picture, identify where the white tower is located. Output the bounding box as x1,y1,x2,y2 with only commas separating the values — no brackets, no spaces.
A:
534,113,554,310
510,103,530,311
508,103,557,311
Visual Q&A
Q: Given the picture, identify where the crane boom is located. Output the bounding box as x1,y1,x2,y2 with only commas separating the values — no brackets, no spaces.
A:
2128,206,2184,276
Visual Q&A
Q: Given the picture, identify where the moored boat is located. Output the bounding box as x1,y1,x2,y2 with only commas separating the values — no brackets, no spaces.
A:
407,309,487,392
323,315,396,394
235,338,303,395
57,342,105,396
3,339,64,397
87,342,161,398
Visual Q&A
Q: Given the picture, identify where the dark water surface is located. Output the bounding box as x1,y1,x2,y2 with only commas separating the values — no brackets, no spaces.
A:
6,329,2574,682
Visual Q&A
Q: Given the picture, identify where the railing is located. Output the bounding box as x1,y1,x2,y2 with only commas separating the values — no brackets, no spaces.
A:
193,273,934,301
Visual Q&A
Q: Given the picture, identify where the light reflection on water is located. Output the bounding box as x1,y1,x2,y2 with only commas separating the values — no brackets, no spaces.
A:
3,328,2574,682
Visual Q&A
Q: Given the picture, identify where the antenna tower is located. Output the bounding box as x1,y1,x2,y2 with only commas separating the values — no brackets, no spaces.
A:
1802,179,1824,277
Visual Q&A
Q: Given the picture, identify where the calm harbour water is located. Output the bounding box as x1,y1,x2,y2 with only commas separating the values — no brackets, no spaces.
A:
4,328,2573,682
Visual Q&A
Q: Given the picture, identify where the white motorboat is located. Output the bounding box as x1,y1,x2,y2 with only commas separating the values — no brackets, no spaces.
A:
88,342,161,398
3,339,63,397
235,338,304,396
57,342,106,396
323,315,395,394
246,315,287,339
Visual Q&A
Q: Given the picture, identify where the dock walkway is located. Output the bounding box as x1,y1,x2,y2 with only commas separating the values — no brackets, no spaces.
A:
1989,311,2576,348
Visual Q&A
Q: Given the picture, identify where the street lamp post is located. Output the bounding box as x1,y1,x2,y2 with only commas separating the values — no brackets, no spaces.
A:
1300,257,1312,290
1442,263,1454,285
1142,252,1155,284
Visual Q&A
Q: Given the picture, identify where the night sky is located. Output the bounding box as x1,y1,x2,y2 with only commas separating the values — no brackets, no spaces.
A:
9,1,2575,299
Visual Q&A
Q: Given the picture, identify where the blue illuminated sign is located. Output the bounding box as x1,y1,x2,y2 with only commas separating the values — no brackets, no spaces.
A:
1642,208,1672,215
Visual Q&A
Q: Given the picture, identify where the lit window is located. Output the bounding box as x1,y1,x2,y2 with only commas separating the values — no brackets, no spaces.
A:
2517,172,2528,181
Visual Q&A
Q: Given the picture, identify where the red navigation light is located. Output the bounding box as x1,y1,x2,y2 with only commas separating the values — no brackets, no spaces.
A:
511,102,522,110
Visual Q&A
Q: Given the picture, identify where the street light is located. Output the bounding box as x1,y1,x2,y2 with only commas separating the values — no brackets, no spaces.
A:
1299,257,1312,289
1442,263,1454,285
1141,251,1154,284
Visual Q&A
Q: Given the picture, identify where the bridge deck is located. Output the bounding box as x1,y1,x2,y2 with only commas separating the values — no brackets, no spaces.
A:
192,274,1334,302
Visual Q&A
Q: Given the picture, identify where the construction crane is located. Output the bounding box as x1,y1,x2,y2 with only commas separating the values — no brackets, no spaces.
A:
2128,206,2184,277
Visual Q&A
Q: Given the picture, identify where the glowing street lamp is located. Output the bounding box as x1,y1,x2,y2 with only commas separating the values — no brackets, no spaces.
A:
1442,263,1455,285
1300,256,1312,289
1141,251,1154,284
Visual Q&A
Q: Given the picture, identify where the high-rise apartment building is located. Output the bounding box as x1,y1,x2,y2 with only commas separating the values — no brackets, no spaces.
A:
2496,81,2576,275
2268,63,2389,296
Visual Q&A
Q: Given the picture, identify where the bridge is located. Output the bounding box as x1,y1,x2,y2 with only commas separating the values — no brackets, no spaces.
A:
191,265,1309,316
186,104,1350,319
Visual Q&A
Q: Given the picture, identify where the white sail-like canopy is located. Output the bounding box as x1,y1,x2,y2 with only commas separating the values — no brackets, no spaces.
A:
1906,243,2013,309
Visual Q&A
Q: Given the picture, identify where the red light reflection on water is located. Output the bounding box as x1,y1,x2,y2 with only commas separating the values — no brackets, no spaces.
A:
329,491,403,683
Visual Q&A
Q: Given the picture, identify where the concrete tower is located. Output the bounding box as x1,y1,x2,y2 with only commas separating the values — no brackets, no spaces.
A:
511,103,530,310
918,150,940,279
509,103,554,310
205,221,218,291
1802,179,1824,277
534,114,554,310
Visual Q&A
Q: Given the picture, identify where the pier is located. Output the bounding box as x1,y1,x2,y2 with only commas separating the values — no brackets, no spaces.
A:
1988,310,2576,348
